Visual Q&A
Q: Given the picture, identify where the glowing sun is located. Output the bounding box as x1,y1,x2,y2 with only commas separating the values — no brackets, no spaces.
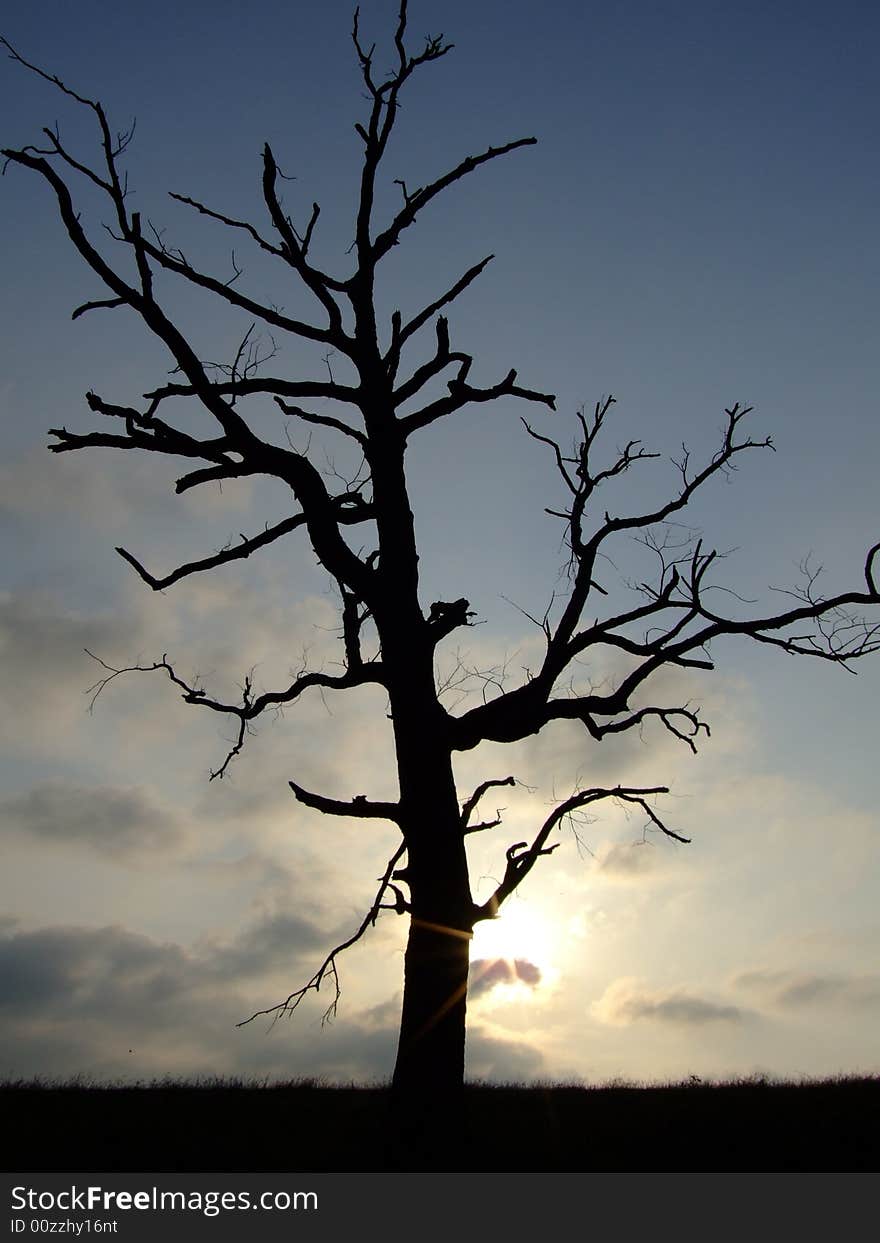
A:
470,900,558,998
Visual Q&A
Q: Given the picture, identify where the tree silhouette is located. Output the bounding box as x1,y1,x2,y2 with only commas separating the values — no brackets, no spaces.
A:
3,2,879,1156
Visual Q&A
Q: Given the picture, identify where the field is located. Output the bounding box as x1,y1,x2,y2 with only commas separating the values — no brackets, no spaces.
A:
3,1075,878,1172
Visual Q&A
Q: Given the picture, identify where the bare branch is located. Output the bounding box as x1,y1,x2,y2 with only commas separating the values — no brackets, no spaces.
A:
84,649,207,715
261,142,348,327
53,377,377,602
464,818,504,835
392,316,472,408
144,376,360,405
288,781,401,824
386,254,494,376
237,838,408,1028
400,365,555,439
71,296,125,320
460,776,515,829
49,426,148,455
522,419,578,494
173,461,257,494
475,784,683,919
865,541,880,596
168,189,287,259
372,138,537,263
113,498,372,592
2,36,98,108
585,705,710,753
274,397,367,448
588,404,772,547
84,639,386,779
446,391,877,754
139,224,348,348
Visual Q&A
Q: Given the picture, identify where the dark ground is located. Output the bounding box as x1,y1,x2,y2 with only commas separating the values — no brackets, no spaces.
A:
3,1076,878,1173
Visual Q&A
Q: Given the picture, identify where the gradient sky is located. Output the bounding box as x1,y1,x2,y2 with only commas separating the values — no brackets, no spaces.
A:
1,0,878,1086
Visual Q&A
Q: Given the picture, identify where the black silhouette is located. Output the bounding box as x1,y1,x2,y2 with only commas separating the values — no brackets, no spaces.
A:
3,2,879,1161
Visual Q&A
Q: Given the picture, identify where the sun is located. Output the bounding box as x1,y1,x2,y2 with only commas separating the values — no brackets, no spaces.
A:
470,899,557,983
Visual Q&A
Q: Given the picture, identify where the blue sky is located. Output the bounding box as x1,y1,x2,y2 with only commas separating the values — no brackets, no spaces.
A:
1,0,878,1086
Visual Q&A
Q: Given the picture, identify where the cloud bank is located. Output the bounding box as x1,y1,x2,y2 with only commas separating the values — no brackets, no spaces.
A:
593,977,745,1027
0,918,546,1084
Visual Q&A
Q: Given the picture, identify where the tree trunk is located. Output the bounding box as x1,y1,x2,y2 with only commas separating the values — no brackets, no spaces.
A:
393,910,472,1096
385,712,474,1166
386,907,472,1168
359,387,476,1161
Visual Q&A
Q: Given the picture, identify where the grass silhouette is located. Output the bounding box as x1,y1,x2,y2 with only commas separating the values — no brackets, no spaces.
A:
2,1074,878,1171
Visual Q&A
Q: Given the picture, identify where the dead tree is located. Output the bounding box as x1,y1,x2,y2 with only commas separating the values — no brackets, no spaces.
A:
3,2,879,1144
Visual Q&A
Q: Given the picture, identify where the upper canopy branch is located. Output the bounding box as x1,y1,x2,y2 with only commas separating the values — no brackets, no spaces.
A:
260,142,349,332
1,35,132,237
137,222,350,350
4,22,552,474
347,3,534,285
371,137,537,265
167,189,287,262
351,1,451,174
399,364,556,439
352,0,452,104
392,315,471,409
589,402,771,549
449,401,879,754
533,400,767,670
0,145,266,448
8,185,334,365
385,254,494,381
2,38,355,353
